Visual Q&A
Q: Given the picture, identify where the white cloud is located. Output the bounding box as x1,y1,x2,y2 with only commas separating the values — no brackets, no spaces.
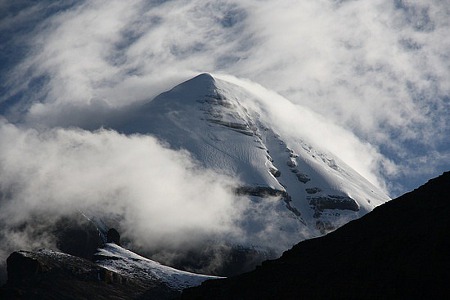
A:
0,121,247,264
0,119,314,277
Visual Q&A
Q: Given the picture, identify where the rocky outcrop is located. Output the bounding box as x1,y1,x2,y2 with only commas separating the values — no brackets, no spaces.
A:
235,186,286,198
289,168,310,183
308,194,359,218
305,187,322,194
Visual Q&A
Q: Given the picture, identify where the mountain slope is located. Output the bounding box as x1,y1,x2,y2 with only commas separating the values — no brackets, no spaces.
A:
181,171,450,299
95,243,222,291
0,244,220,299
115,73,389,247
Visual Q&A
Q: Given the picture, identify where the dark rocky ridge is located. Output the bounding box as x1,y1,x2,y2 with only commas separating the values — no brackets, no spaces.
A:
181,171,450,299
0,249,178,299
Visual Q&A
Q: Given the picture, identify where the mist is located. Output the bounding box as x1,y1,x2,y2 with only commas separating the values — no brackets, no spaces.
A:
0,120,249,277
0,118,310,279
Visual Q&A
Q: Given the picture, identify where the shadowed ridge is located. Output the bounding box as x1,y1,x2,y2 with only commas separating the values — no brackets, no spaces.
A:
181,171,450,299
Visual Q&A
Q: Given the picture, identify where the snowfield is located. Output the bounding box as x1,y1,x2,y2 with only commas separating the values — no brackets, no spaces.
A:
96,243,222,291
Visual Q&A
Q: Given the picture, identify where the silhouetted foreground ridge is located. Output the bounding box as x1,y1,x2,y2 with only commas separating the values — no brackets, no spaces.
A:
182,171,450,299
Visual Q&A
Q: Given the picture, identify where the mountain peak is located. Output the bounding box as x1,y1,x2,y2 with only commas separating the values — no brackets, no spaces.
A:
125,74,388,230
170,73,217,95
192,72,215,82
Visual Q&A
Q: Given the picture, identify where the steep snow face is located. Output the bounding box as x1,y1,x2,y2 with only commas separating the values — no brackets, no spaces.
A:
95,244,221,291
116,73,389,247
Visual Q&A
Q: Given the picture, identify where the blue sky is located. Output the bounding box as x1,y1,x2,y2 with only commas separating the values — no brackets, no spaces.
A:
1,0,449,196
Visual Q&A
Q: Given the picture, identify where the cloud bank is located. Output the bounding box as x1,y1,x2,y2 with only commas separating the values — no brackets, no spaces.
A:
0,120,250,277
0,119,311,278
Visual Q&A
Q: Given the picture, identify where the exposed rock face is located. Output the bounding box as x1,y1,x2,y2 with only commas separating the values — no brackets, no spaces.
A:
308,195,359,218
235,186,286,198
305,187,322,194
181,172,450,299
308,195,359,212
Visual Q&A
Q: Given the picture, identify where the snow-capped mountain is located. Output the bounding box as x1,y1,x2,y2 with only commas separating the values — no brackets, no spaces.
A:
113,73,389,248
0,73,410,299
